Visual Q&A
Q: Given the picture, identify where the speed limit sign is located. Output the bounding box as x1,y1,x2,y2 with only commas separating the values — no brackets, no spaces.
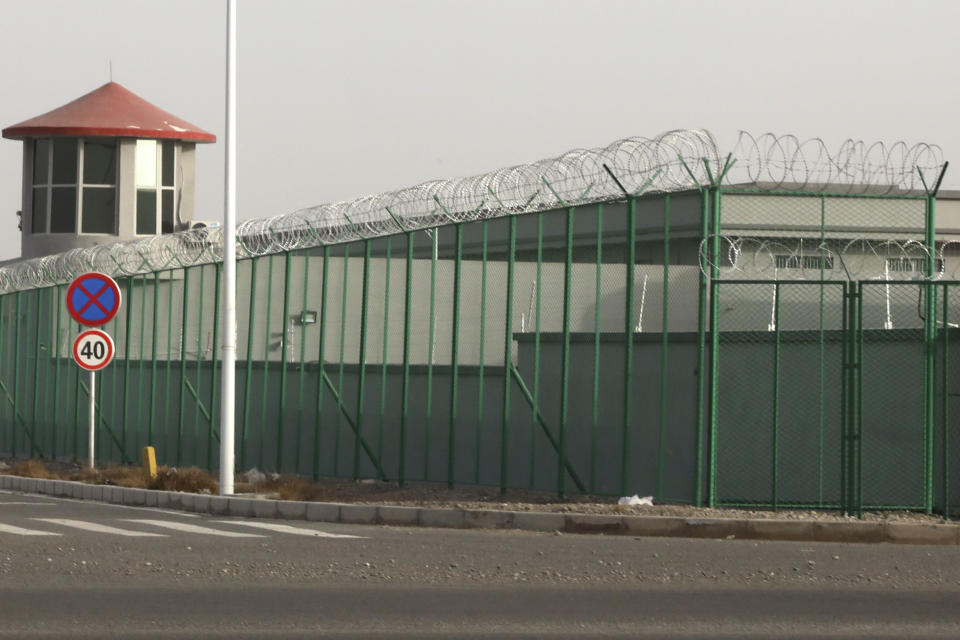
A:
72,329,115,371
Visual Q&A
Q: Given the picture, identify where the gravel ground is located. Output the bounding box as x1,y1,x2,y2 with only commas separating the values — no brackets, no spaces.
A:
1,457,947,523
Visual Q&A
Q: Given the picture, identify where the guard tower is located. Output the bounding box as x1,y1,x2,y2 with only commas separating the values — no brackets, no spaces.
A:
2,82,216,259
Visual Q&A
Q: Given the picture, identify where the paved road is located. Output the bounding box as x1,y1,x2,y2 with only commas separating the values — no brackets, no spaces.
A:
3,490,960,638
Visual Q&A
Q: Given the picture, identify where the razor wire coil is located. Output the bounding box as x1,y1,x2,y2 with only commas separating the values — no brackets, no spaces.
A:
0,129,944,293
698,235,960,281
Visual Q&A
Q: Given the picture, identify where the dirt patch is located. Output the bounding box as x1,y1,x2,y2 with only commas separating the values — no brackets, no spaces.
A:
0,457,946,523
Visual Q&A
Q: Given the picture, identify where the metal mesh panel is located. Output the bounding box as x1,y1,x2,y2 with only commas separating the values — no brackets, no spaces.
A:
859,282,926,509
937,283,960,517
714,281,846,508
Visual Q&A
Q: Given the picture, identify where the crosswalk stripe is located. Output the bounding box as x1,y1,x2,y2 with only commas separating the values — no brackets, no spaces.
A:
33,518,167,537
0,502,56,506
0,522,61,536
213,520,363,538
121,519,266,537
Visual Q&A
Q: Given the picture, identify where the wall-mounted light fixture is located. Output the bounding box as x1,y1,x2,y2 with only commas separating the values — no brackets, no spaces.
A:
298,311,318,325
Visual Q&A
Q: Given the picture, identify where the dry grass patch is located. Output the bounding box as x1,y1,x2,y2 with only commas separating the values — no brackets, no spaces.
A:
12,460,55,479
149,466,218,493
262,475,330,502
15,461,220,493
67,465,149,487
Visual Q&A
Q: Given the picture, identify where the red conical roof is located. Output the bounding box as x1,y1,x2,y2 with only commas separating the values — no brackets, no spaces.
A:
2,82,215,143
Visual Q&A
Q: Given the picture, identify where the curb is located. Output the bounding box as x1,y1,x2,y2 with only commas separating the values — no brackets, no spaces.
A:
1,474,957,546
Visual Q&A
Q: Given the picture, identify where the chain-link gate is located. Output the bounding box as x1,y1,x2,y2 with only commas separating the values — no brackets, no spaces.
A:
711,279,960,516
711,280,849,509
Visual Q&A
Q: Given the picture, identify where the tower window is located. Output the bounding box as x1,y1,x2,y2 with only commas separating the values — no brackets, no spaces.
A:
135,139,178,235
31,138,116,235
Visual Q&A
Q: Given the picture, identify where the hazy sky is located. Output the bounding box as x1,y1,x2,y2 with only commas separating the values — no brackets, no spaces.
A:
1,0,958,261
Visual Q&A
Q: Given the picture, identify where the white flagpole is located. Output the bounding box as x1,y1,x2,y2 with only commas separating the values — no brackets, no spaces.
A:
219,0,238,495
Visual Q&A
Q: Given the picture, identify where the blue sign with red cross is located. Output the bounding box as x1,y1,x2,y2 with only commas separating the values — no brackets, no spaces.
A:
66,272,122,327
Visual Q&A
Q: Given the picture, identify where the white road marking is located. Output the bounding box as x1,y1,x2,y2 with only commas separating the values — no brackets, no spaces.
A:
213,520,363,539
0,490,200,517
0,522,61,536
121,519,266,538
0,502,56,506
33,519,167,537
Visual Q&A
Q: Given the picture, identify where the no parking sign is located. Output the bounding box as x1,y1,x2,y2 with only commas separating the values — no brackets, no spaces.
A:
66,273,120,371
66,272,121,327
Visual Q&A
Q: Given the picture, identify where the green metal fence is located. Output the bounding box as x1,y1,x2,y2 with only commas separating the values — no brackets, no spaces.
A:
3,180,959,515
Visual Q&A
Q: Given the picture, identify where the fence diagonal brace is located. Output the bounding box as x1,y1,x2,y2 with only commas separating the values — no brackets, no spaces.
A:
183,378,220,443
509,365,586,492
0,379,41,457
320,370,387,481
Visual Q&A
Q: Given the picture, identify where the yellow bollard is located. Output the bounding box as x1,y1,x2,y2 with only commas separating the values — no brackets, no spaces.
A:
141,446,158,481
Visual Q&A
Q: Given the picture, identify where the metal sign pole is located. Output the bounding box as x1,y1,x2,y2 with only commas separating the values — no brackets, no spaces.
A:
88,370,96,469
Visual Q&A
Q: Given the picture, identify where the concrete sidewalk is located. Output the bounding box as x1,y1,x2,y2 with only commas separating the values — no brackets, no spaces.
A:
2,474,956,546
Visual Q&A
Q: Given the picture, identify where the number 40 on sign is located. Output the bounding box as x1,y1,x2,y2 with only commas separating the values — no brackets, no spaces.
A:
72,329,115,371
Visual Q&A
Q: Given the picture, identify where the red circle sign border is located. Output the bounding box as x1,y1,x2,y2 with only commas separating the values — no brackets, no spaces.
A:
72,329,115,371
66,272,122,327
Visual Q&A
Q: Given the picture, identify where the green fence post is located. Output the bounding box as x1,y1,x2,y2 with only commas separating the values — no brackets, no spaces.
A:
378,240,391,467
399,234,414,487
448,224,462,488
530,214,543,487
30,291,43,457
707,185,722,507
120,278,135,459
943,284,950,520
207,264,222,471
52,286,62,459
296,254,310,473
558,205,575,499
191,266,207,466
135,275,147,454
74,321,81,460
333,246,350,475
925,191,937,513
12,292,21,457
313,247,330,481
622,195,636,495
695,188,709,506
277,252,293,472
0,296,6,454
354,241,371,479
841,281,849,514
108,311,120,462
818,196,826,507
259,255,275,470
772,282,782,511
856,282,864,518
164,270,175,461
176,269,190,466
425,232,437,480
657,195,671,500
241,259,259,471
590,204,603,493
475,222,488,484
500,217,517,495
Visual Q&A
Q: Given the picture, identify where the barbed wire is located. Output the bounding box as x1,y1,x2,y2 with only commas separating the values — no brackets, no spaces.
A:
727,132,943,193
698,235,958,281
0,129,945,293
